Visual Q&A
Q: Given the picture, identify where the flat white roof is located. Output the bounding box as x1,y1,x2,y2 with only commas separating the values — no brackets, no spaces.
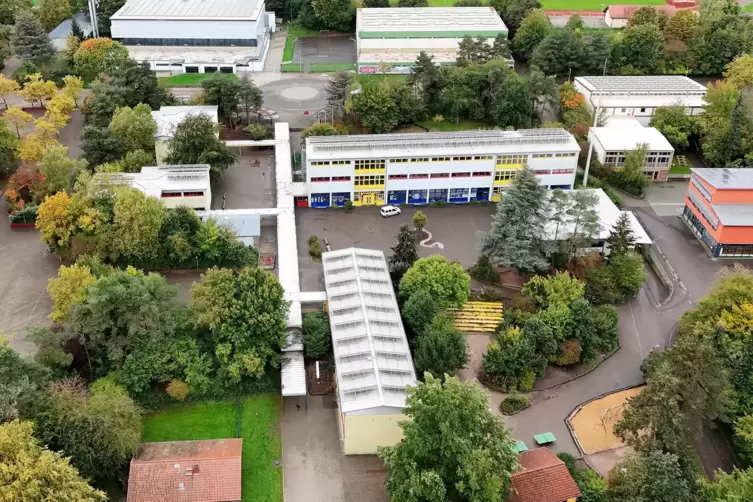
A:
541,189,651,244
692,168,753,190
306,129,580,160
357,7,507,34
112,0,263,20
575,75,707,93
93,164,211,198
589,126,674,152
281,352,306,397
152,106,219,139
322,248,416,414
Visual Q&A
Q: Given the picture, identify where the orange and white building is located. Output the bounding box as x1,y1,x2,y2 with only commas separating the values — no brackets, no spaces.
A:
683,168,753,258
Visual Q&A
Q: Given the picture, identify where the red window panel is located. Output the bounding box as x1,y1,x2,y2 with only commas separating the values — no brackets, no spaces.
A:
472,172,490,177
431,173,450,178
552,169,574,174
388,174,408,180
161,191,182,198
452,172,471,178
410,174,429,179
311,177,331,182
331,176,351,181
183,191,204,197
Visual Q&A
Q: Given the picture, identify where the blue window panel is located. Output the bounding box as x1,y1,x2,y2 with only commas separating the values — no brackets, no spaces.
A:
388,190,407,204
310,193,330,208
428,189,448,202
474,187,490,201
331,192,350,207
408,189,428,204
449,188,469,203
550,184,572,190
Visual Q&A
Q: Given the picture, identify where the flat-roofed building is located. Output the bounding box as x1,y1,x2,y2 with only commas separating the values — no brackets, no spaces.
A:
322,248,416,454
574,75,707,125
110,0,274,74
356,7,510,74
93,164,212,211
303,129,580,208
588,126,675,182
683,168,753,258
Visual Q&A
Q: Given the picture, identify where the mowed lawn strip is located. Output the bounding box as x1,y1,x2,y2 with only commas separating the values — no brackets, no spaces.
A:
239,395,283,502
142,400,236,441
157,73,239,88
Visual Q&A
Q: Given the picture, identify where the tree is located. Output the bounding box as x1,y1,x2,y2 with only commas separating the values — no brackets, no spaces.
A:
38,145,86,196
0,0,32,25
409,51,443,111
35,191,75,249
353,79,399,133
325,71,354,117
513,9,552,61
664,9,698,44
562,190,599,264
112,188,166,263
649,105,695,150
0,420,105,501
70,16,84,39
392,82,426,125
190,267,289,385
365,0,389,6
46,94,76,125
521,272,585,309
608,450,691,502
80,125,126,167
733,415,753,465
0,73,19,109
108,103,157,153
614,335,729,456
13,11,55,61
312,0,354,32
700,468,753,501
414,313,468,379
531,28,585,77
20,73,56,107
379,374,519,502
389,224,419,278
397,0,428,6
526,67,558,121
47,263,96,323
491,0,541,35
454,0,483,5
164,113,237,177
237,74,263,124
33,378,141,481
412,210,427,233
73,38,129,82
302,122,340,138
399,255,470,308
566,13,584,31
302,312,331,359
492,72,534,129
481,167,549,273
627,6,668,29
703,94,750,167
401,289,440,339
95,0,125,36
201,73,242,121
615,24,665,74
17,117,60,163
110,59,173,110
0,340,50,422
692,13,748,76
725,53,753,91
82,82,128,128
38,0,72,31
483,325,541,390
118,148,155,173
606,213,636,260
0,116,17,176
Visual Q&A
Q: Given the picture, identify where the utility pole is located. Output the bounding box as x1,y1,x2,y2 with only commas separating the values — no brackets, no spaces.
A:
88,0,99,38
583,101,600,187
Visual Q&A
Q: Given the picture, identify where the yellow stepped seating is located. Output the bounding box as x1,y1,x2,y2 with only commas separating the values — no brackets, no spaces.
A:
448,301,503,333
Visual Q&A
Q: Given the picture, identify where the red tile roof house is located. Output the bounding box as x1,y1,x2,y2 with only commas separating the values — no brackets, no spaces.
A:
509,448,581,502
127,438,243,502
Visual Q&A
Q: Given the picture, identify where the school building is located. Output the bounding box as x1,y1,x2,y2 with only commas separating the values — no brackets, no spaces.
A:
301,129,580,208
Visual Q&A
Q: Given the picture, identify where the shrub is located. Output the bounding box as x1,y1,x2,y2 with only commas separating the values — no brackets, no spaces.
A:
481,287,505,302
344,199,353,212
471,254,500,282
519,369,535,392
591,305,620,353
308,236,322,260
243,123,272,140
499,394,530,415
166,380,189,401
557,452,577,476
430,199,446,207
550,339,582,366
8,203,38,223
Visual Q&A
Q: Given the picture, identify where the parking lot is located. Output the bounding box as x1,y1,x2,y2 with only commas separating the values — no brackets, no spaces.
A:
293,35,356,66
295,204,497,292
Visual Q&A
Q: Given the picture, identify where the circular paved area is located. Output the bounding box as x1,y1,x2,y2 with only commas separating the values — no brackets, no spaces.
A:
280,86,320,101
260,76,329,127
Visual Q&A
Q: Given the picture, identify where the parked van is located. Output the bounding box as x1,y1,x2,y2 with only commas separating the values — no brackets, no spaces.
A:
380,205,401,217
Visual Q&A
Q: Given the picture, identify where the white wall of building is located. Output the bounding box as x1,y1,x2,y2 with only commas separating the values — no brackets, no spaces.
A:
111,18,264,41
359,37,495,51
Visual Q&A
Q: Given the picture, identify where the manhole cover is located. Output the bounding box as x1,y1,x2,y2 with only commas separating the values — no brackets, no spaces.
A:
273,459,281,467
281,86,318,101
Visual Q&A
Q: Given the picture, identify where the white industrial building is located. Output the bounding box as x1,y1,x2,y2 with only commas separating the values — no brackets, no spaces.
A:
302,129,580,208
322,247,416,455
93,164,212,210
588,126,675,182
574,76,707,125
355,7,509,74
110,0,274,73
152,105,219,164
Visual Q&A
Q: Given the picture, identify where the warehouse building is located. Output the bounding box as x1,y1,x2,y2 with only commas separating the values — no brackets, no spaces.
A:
322,248,415,455
574,76,707,125
110,0,273,73
302,129,580,207
356,7,509,74
588,125,675,182
683,168,753,258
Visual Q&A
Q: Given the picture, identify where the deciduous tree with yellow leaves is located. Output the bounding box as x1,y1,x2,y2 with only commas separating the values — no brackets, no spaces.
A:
47,263,96,323
18,117,60,162
3,106,32,138
19,73,56,108
0,73,19,109
62,74,83,107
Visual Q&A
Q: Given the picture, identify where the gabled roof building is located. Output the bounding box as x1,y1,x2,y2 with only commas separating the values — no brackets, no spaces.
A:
509,448,581,502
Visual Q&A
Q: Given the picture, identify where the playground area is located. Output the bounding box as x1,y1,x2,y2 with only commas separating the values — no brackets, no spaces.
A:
569,386,644,455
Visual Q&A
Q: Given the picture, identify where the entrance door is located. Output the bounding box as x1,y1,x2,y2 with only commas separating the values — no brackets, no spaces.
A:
363,193,375,205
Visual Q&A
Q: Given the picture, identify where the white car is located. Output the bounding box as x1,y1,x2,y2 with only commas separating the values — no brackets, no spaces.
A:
380,205,401,217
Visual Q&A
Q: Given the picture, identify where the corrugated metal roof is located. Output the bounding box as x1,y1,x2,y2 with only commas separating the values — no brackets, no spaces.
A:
575,75,707,92
112,0,262,20
322,248,416,414
281,352,307,397
712,204,753,227
692,168,753,190
357,7,507,32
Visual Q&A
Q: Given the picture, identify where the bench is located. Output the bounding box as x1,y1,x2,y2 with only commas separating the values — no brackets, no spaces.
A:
534,432,556,445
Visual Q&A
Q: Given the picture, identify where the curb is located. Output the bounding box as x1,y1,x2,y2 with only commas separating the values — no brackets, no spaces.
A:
532,345,621,392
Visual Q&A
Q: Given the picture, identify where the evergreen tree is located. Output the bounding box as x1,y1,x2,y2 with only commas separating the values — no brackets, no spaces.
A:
563,190,599,264
389,224,419,279
531,28,585,77
481,167,550,273
325,70,354,117
493,73,535,130
606,213,636,260
302,312,331,359
12,11,55,61
409,51,442,111
414,313,469,380
71,17,84,40
364,0,389,6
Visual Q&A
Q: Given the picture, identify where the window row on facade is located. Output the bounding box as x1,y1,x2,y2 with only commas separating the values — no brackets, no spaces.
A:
603,151,672,168
312,168,575,183
309,152,577,167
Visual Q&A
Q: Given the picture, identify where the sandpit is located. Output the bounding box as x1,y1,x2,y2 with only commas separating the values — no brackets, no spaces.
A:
569,386,645,454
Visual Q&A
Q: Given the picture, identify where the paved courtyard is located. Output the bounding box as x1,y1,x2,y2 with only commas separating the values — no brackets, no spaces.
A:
212,151,276,209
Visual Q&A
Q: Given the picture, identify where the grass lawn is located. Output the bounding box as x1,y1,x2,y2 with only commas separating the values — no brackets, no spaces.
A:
416,118,491,131
743,2,753,12
310,62,357,72
142,396,282,502
157,73,238,88
540,0,663,9
355,74,409,86
669,163,692,175
283,25,319,63
280,63,303,72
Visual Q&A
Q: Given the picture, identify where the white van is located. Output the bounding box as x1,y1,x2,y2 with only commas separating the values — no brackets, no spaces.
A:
380,205,401,217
